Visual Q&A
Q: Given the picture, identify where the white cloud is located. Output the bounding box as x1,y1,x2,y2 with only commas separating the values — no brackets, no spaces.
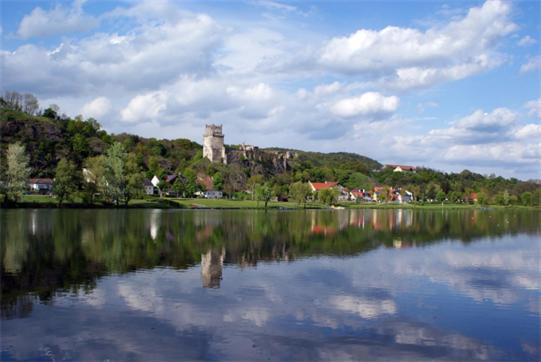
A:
121,91,168,123
520,56,541,74
387,107,541,176
515,124,541,139
518,35,536,47
525,99,541,118
81,97,112,119
330,92,399,118
17,0,98,39
4,11,222,97
320,0,515,88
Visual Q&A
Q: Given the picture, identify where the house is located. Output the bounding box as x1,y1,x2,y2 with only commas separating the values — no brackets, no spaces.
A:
468,192,478,203
28,178,53,194
144,179,157,196
372,186,386,201
309,181,350,201
164,174,177,184
337,186,350,201
385,164,417,173
204,190,223,199
308,181,338,192
389,187,402,202
350,189,373,202
403,190,414,203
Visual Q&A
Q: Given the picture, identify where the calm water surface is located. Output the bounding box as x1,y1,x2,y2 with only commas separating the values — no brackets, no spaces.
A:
1,209,540,361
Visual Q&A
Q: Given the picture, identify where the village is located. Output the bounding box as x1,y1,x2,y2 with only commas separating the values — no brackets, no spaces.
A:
23,124,482,206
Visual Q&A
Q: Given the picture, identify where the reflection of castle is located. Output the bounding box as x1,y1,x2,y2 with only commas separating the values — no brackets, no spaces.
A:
201,248,225,288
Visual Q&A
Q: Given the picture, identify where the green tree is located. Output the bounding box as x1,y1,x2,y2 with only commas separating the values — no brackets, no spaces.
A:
345,172,373,190
183,169,198,197
247,174,264,200
5,142,31,203
520,191,533,206
102,142,128,205
477,191,488,205
82,155,105,204
53,159,79,206
436,190,446,203
124,153,145,205
289,182,311,207
318,188,339,205
255,183,273,209
213,171,224,191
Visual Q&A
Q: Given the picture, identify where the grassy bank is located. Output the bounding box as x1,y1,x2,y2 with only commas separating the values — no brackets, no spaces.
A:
3,194,538,210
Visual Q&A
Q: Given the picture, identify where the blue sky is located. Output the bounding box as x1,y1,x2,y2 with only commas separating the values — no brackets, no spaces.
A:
1,0,540,179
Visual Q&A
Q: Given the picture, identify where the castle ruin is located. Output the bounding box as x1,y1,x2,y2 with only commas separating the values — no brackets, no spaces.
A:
203,124,227,164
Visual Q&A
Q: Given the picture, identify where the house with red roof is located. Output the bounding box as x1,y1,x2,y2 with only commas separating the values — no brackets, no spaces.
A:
308,181,350,201
308,181,338,192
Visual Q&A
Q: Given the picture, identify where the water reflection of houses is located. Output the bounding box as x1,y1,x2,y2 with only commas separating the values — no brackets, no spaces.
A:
201,248,225,288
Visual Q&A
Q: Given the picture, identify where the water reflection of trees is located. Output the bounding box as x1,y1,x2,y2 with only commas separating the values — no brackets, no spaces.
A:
1,209,539,315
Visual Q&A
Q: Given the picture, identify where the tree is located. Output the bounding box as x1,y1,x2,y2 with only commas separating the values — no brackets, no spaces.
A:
247,174,264,200
5,143,31,203
124,153,145,205
345,172,373,190
213,171,224,191
477,191,488,206
255,183,273,209
436,190,446,203
318,188,339,205
102,142,128,205
23,93,39,115
53,159,79,206
82,155,105,204
2,91,22,111
520,191,533,206
289,182,311,207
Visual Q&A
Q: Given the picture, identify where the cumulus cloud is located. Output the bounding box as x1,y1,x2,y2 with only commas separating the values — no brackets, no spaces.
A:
388,107,541,175
320,0,515,88
520,56,541,74
4,11,222,97
330,92,399,118
525,99,541,118
17,0,98,39
518,35,536,47
121,91,167,123
81,97,112,119
515,124,541,139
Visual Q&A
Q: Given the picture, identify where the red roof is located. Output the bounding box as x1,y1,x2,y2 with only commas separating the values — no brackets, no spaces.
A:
350,189,364,198
310,181,338,191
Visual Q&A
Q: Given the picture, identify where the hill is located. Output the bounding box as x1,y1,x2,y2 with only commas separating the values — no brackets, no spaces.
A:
1,102,540,206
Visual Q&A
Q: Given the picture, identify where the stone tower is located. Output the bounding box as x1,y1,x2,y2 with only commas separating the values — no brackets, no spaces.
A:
203,124,227,164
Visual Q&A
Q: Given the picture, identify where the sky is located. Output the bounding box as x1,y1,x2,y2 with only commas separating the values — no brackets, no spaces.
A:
1,0,540,179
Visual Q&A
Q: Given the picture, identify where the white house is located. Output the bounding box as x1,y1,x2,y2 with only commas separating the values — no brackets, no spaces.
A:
144,179,157,196
204,190,223,199
28,178,53,194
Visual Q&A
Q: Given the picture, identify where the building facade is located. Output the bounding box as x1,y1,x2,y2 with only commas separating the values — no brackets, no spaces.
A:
203,124,227,164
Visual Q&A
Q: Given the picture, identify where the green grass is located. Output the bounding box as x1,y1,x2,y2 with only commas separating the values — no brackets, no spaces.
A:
20,194,57,204
7,194,538,210
168,198,324,209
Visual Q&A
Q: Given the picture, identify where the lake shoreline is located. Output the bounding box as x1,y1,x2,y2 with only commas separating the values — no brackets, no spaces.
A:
2,196,538,210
